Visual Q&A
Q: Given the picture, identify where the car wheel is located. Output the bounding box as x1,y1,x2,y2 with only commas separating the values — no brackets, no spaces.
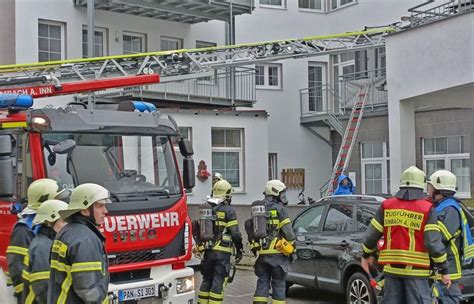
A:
346,272,376,304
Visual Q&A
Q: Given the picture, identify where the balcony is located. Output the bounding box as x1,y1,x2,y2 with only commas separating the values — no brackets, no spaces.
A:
75,0,255,23
87,68,256,107
300,69,388,136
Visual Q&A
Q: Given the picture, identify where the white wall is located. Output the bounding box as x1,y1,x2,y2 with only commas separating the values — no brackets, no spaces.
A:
386,12,474,194
233,0,420,200
164,111,269,205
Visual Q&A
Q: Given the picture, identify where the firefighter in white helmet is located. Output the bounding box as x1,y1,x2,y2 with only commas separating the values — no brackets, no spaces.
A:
6,179,65,303
22,199,68,304
428,170,474,303
195,180,243,304
212,172,223,186
48,183,111,304
247,180,295,304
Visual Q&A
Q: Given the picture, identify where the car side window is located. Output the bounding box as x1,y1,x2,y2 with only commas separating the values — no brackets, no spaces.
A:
357,204,378,232
323,204,353,232
293,205,325,234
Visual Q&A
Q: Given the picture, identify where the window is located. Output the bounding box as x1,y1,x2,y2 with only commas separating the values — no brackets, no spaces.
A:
361,142,390,195
323,204,353,232
82,27,107,58
308,64,325,112
260,0,285,8
331,0,354,10
255,64,282,89
356,204,378,232
212,129,244,190
423,136,470,197
161,36,183,51
123,32,146,54
38,20,65,62
196,40,216,49
293,205,325,234
268,153,278,180
299,0,322,10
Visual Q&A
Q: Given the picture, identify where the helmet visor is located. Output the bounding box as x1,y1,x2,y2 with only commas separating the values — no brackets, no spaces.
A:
279,190,288,205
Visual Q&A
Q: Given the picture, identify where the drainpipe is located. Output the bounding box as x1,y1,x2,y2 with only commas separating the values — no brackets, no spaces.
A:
87,0,95,108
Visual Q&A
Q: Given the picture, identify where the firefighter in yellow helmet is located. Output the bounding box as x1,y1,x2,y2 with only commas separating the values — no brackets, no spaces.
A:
22,199,68,304
48,183,111,304
247,179,295,304
195,179,243,304
427,170,473,303
361,166,450,304
6,178,65,303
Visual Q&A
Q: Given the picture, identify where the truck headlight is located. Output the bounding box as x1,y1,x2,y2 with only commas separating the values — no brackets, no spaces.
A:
176,275,194,294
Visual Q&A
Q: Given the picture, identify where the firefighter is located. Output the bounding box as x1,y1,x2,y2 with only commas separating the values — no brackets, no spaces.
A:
48,183,111,304
250,180,295,304
197,179,243,304
6,178,65,303
361,166,451,304
22,199,68,304
428,170,472,304
212,173,223,186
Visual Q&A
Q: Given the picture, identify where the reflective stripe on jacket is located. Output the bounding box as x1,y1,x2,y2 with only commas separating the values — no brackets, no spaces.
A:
363,197,448,278
48,215,109,304
211,202,243,254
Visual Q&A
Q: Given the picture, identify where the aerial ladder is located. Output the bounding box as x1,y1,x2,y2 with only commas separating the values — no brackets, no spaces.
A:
0,26,396,196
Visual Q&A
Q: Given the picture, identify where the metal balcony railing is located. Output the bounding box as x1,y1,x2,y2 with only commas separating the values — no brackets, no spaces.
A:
144,68,256,104
407,0,473,28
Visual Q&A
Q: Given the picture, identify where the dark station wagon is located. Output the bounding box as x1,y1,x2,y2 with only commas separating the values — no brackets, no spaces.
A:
287,195,474,304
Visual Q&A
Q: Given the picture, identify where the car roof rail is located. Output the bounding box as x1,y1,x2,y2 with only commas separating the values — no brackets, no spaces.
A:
315,194,386,204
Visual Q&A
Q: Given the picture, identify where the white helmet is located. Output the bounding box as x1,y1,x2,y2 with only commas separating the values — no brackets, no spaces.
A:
427,170,457,193
212,172,223,185
265,180,288,205
33,199,68,225
59,183,111,219
22,179,65,216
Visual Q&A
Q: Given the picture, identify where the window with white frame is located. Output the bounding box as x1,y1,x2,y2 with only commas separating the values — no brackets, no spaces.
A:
361,142,390,194
308,63,326,112
212,128,244,190
268,153,278,180
172,127,192,193
331,0,354,10
423,136,470,197
299,0,322,10
38,20,65,62
161,36,183,51
123,32,146,54
260,0,285,8
82,27,107,58
255,64,282,89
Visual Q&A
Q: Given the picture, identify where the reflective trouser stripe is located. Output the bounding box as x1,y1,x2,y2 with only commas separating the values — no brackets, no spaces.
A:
25,285,35,304
253,296,268,303
209,291,224,303
272,299,286,304
6,246,28,256
198,291,210,303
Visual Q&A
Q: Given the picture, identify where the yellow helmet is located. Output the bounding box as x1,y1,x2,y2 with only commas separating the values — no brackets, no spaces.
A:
59,183,111,219
26,179,65,211
399,166,426,190
212,180,232,199
33,199,68,225
427,170,457,192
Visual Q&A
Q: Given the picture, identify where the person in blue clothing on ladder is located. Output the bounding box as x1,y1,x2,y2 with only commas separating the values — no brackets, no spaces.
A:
333,174,355,195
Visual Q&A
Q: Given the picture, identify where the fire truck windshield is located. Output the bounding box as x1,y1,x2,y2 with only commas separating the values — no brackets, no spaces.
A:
41,133,182,198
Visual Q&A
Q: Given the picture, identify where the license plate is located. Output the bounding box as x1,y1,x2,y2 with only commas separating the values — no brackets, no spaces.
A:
118,285,157,301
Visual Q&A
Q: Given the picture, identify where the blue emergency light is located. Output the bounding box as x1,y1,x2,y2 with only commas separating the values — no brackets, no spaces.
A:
117,100,157,113
0,94,33,109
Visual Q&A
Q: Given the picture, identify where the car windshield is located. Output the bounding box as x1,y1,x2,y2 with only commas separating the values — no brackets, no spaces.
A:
42,133,181,198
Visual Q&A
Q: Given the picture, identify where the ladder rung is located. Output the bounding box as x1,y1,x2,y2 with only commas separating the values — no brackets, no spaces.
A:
346,137,353,140
338,162,345,166
341,153,347,157
342,145,350,149
358,93,367,97
351,118,358,122
355,102,364,106
348,127,356,131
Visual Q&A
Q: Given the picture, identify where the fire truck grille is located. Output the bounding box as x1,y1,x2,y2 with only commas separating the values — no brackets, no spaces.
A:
109,269,151,283
108,249,164,266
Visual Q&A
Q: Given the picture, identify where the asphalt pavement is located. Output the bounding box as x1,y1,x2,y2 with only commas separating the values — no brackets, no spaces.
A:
193,268,345,304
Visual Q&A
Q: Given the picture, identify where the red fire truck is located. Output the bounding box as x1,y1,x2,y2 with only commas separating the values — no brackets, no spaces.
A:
0,75,196,303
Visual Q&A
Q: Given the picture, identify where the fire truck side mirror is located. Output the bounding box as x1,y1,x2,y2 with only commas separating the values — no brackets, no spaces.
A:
178,138,194,157
0,135,14,197
53,139,76,154
182,158,196,190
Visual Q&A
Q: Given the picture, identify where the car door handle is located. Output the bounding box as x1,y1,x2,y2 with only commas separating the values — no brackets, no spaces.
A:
340,240,349,247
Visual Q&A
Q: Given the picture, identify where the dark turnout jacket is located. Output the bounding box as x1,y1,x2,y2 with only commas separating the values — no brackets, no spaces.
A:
48,215,109,304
